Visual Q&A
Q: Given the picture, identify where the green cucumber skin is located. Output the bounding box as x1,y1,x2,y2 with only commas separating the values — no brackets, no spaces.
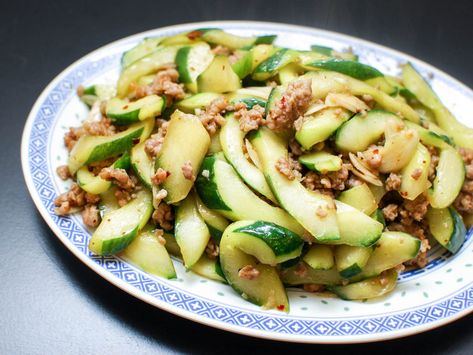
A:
207,223,223,242
371,209,386,227
175,46,193,83
254,35,277,45
253,48,289,77
339,264,363,279
310,45,333,56
230,96,266,109
195,156,232,211
214,259,227,283
108,109,140,125
306,59,383,80
100,225,139,256
447,207,467,254
233,221,303,257
85,128,143,166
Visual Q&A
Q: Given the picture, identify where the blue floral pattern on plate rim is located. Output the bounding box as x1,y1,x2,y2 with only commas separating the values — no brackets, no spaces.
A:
21,22,473,343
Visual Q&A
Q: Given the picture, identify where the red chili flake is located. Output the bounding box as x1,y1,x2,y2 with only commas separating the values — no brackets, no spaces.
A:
400,191,408,197
422,160,426,164
277,304,285,311
279,96,287,109
373,148,379,154
187,30,203,40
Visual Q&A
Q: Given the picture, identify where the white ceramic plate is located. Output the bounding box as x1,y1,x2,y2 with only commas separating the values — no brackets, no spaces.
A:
21,21,473,343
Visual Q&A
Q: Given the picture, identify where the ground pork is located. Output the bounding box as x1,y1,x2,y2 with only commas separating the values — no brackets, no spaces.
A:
114,188,133,207
152,202,174,231
81,204,101,228
234,102,265,132
427,146,440,181
181,161,195,181
64,117,116,151
382,203,399,221
86,157,117,175
144,120,169,158
153,188,168,209
198,97,229,135
238,265,260,280
99,167,136,190
205,239,220,259
56,165,71,180
362,145,383,170
134,65,185,102
211,45,231,56
385,173,402,191
265,79,312,131
302,164,350,191
288,139,304,157
155,229,166,246
454,147,473,214
54,183,100,215
151,168,170,186
275,157,296,180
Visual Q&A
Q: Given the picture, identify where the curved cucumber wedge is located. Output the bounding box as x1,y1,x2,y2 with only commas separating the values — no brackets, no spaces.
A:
399,143,431,200
106,95,165,125
310,44,358,61
302,71,420,123
89,189,153,255
303,245,334,270
304,58,383,80
195,155,304,235
191,254,226,282
120,226,176,279
117,45,181,97
404,121,452,149
220,220,298,311
197,55,241,93
175,192,211,268
402,63,473,149
131,141,153,189
280,262,342,286
68,118,154,174
77,152,131,195
252,48,300,81
334,245,373,278
250,127,340,241
335,109,402,152
427,146,465,209
328,269,397,300
195,194,229,242
231,220,304,265
231,50,253,79
296,107,352,150
121,37,162,68
298,151,342,173
176,43,214,92
332,201,383,247
156,110,210,204
220,114,277,203
200,29,276,49
427,207,466,254
359,232,421,279
80,84,116,107
337,183,377,215
174,92,223,113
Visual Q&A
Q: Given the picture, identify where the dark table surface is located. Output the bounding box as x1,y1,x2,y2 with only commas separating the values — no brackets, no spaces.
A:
2,0,473,354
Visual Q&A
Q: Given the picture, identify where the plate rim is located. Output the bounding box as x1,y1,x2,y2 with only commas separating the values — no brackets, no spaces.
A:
21,20,473,344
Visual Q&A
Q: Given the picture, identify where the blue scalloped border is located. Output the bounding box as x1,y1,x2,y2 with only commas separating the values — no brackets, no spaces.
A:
25,23,473,340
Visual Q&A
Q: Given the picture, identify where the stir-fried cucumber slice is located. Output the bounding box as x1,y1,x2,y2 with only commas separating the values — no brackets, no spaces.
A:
304,58,383,80
120,225,176,279
334,245,373,278
77,152,131,195
175,192,211,268
195,155,304,235
399,143,431,200
195,193,229,242
155,110,210,204
121,37,163,68
252,48,300,81
280,262,342,286
303,245,334,270
402,63,473,149
337,183,377,215
197,55,241,93
68,118,154,174
427,207,466,254
174,92,223,113
220,220,302,311
328,269,398,300
131,141,153,189
176,43,214,93
106,95,165,125
191,254,226,282
298,151,342,173
89,189,153,255
427,146,465,209
220,113,277,203
302,71,420,123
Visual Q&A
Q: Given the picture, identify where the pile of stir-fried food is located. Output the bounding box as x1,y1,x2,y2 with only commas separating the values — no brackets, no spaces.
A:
54,28,473,310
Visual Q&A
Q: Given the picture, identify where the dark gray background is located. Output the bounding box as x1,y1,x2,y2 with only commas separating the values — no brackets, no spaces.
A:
1,0,472,354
